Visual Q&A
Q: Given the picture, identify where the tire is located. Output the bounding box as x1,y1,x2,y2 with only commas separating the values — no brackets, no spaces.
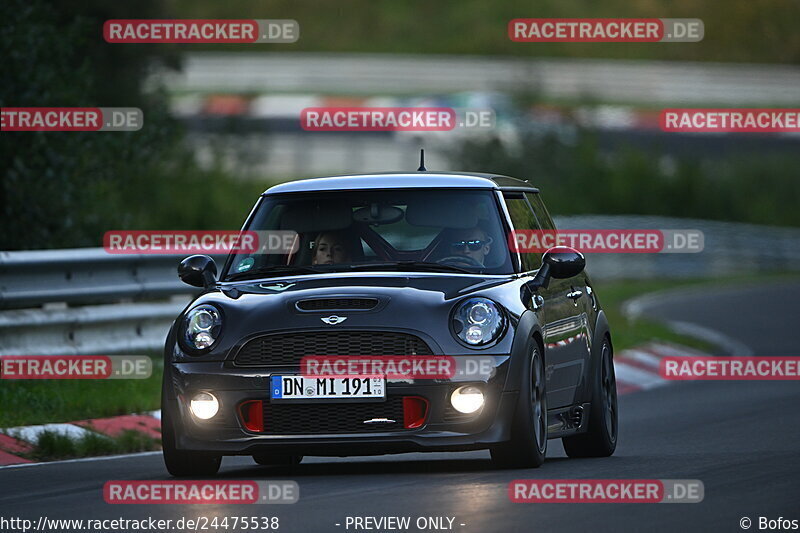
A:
490,341,547,468
253,454,303,467
563,337,618,458
161,397,222,477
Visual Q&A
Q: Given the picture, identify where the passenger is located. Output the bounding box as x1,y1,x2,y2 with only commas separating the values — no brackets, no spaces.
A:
312,231,353,265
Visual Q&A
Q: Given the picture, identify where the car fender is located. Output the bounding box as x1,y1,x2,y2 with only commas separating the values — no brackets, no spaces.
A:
502,309,544,392
162,319,179,401
575,310,612,404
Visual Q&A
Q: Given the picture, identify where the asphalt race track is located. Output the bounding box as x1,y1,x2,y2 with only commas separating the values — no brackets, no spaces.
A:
2,281,799,533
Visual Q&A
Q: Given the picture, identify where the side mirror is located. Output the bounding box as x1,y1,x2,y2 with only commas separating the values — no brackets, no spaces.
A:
544,246,585,279
527,246,585,291
178,255,217,289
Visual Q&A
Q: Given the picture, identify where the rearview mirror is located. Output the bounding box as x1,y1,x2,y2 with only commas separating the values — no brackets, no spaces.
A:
178,255,217,289
352,204,404,225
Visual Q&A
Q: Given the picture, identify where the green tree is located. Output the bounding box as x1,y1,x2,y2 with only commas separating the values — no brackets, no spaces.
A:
0,0,180,249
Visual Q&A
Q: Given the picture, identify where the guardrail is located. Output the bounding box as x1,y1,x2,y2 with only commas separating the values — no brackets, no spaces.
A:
554,216,800,281
0,249,224,309
1,217,799,354
159,53,800,106
0,250,220,354
0,301,185,356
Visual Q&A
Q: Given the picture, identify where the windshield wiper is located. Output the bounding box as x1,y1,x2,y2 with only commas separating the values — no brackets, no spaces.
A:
226,265,324,281
345,261,475,274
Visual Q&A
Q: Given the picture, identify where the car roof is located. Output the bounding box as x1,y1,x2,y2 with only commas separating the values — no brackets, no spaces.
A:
262,171,539,195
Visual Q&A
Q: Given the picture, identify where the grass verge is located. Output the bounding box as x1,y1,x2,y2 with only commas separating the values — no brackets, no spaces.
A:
22,429,160,462
0,356,162,428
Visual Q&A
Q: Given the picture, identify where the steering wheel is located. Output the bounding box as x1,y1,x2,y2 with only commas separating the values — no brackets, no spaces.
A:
437,255,484,268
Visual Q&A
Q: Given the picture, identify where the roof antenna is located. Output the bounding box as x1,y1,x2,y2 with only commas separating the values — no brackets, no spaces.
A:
417,149,427,171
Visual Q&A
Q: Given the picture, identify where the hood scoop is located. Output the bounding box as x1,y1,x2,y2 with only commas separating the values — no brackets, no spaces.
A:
295,297,379,312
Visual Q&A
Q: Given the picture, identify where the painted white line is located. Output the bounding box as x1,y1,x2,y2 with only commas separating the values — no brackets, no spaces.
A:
2,423,95,443
617,349,662,370
613,361,666,390
621,287,698,322
642,342,709,359
621,289,754,357
663,321,753,357
0,451,161,470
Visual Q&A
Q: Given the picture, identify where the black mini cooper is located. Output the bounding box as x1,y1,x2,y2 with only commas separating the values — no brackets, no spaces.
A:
161,171,617,476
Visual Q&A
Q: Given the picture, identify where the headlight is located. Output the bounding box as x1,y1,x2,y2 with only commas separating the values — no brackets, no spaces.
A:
452,298,505,346
182,304,222,352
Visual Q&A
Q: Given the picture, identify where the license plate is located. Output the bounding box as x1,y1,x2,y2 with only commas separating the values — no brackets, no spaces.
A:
271,375,386,401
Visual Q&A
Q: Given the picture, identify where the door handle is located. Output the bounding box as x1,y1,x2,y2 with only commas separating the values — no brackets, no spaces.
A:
566,290,583,300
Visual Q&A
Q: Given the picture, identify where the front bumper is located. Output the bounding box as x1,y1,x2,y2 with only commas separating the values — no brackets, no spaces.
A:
164,356,517,455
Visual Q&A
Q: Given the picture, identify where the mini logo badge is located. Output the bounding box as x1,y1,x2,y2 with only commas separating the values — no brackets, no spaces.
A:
321,315,348,325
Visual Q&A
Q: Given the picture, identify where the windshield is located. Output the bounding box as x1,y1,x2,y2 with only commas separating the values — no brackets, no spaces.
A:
222,188,514,280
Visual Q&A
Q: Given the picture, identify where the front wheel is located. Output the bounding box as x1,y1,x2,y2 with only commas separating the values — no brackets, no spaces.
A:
562,337,618,457
491,342,547,468
161,402,222,477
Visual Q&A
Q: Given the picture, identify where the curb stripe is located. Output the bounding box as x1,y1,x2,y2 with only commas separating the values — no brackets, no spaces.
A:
0,449,32,466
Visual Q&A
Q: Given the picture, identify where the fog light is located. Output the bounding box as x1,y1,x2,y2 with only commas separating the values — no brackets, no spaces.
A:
190,392,219,420
450,386,485,414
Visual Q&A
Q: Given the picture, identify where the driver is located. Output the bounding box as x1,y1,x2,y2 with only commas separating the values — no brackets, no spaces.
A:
311,231,353,265
445,226,493,266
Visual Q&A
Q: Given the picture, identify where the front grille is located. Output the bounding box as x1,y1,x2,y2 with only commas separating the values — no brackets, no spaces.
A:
233,331,434,367
296,298,378,311
261,397,406,433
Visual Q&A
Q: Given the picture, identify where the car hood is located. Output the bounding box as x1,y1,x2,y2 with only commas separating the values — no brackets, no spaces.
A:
184,272,523,356
219,272,514,301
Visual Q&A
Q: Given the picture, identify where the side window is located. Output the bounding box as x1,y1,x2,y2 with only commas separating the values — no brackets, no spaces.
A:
526,193,556,230
503,193,542,271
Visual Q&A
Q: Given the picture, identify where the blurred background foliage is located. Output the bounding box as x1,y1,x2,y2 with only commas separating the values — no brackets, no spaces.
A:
168,0,800,63
1,0,799,251
453,132,800,227
0,0,265,250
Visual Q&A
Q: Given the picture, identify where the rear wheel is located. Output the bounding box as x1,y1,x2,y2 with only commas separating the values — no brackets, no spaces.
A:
562,337,617,457
253,454,303,466
161,400,222,477
491,342,547,468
